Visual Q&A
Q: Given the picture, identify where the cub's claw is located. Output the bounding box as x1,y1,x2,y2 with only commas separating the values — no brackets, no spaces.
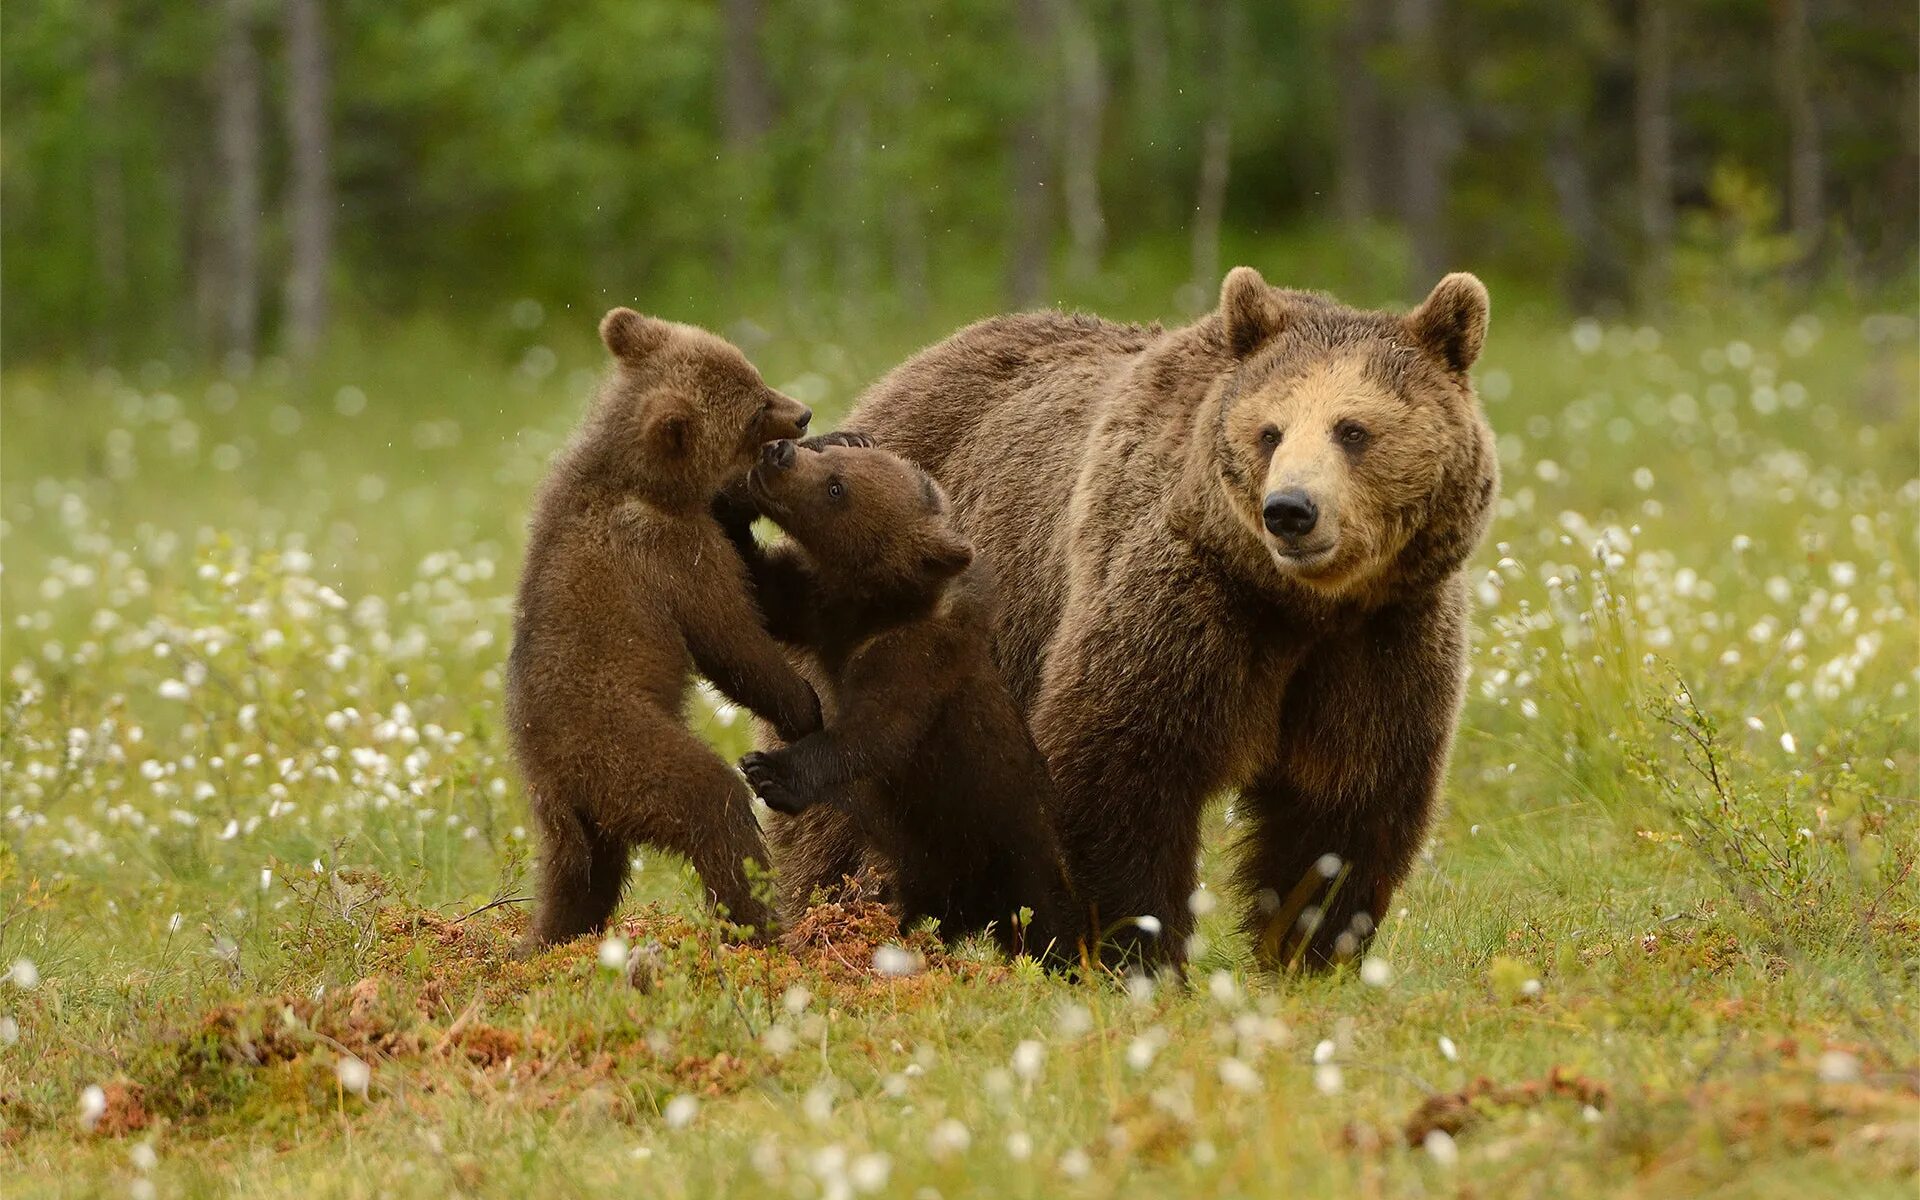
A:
800,430,875,452
741,750,811,815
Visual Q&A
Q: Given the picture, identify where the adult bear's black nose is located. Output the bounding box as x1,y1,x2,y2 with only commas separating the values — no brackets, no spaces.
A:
1262,489,1318,537
762,439,797,469
793,407,812,434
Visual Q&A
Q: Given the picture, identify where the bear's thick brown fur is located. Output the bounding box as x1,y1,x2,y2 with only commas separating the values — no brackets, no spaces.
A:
507,308,822,948
730,439,1090,964
805,269,1499,971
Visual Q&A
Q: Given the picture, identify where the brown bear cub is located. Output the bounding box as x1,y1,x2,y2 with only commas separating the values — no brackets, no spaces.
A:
731,439,1090,965
507,307,825,950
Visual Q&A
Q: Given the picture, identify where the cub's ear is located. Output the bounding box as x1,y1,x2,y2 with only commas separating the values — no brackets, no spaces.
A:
641,394,694,457
922,530,975,579
600,307,672,363
1403,273,1489,372
1219,266,1286,359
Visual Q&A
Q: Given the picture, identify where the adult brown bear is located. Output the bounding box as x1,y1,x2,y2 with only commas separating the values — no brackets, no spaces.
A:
825,267,1498,971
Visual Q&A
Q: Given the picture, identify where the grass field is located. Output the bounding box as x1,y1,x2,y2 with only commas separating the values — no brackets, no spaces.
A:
2,298,1916,1197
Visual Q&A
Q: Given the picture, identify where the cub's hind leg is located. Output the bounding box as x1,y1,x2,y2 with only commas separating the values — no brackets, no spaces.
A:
525,794,631,949
605,726,777,936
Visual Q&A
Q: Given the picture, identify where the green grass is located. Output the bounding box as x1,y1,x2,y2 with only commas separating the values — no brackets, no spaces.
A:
2,299,1916,1197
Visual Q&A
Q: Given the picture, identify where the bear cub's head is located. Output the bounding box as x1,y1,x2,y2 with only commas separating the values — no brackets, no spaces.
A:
748,439,974,600
1202,268,1497,596
587,307,812,501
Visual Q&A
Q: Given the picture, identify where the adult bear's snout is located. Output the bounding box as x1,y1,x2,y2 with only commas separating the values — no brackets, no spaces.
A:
1262,489,1319,538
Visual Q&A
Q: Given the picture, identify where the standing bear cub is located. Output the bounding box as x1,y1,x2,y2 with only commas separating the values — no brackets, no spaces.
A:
731,438,1090,964
507,308,823,950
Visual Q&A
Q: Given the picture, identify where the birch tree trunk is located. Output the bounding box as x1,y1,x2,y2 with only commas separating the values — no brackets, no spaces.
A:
283,0,334,361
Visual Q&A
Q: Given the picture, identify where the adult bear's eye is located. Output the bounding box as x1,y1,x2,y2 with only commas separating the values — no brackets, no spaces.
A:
1336,421,1370,448
1258,426,1280,448
827,479,844,500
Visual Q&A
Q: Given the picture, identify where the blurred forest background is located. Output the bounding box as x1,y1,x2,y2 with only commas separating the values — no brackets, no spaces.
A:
2,0,1915,367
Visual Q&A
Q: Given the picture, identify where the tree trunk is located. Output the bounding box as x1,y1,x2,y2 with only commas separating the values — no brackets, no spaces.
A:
214,0,263,361
1335,0,1389,228
1189,0,1233,295
1057,0,1107,281
283,0,333,361
1392,0,1449,289
1005,0,1055,307
1773,0,1824,263
720,0,774,284
1633,0,1673,293
88,5,128,357
1126,0,1168,136
1549,119,1609,311
885,69,930,316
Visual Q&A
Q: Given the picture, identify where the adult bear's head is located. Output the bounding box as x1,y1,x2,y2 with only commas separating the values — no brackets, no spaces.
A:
1195,267,1498,599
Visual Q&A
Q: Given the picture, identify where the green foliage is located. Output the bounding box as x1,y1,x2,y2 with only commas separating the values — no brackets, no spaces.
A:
3,0,1915,362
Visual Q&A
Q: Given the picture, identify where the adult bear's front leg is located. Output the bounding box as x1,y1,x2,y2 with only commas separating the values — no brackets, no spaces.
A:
1032,575,1250,971
1233,585,1470,971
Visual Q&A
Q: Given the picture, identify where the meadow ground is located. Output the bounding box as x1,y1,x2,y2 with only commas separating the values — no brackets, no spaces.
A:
1,299,1916,1197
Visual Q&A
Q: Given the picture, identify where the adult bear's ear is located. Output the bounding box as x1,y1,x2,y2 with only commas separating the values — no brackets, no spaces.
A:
1403,273,1489,372
1219,266,1286,359
922,530,975,579
600,307,671,363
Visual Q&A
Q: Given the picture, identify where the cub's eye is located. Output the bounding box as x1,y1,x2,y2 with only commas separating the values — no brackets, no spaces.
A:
1336,421,1370,447
827,479,844,500
1258,426,1280,448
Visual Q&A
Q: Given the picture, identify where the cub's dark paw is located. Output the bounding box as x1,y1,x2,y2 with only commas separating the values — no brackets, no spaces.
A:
800,430,875,452
740,750,810,815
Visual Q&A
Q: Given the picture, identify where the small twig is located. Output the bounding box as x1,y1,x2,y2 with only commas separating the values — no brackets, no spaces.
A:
432,995,484,1056
452,895,531,923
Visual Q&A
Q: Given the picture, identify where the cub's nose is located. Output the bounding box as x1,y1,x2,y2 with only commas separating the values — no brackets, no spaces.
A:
761,439,797,469
1262,489,1319,538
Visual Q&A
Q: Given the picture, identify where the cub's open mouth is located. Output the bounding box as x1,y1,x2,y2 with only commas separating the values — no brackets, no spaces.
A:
745,469,786,516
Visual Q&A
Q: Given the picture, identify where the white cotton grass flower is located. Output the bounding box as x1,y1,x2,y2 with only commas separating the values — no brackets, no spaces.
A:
7,959,39,990
1313,1063,1344,1095
336,1055,370,1097
1054,1001,1092,1038
597,935,629,970
1207,970,1240,1007
1124,972,1156,1006
1012,1039,1045,1080
872,944,923,977
1188,885,1217,916
1438,1035,1459,1062
129,1141,159,1171
848,1152,891,1193
1005,1130,1034,1160
157,679,190,702
663,1094,700,1130
79,1084,108,1130
802,1083,835,1124
1423,1128,1459,1166
1058,1147,1092,1178
783,985,813,1014
1816,1049,1861,1083
0,1016,19,1045
1312,1039,1336,1064
1131,914,1163,937
928,1118,971,1157
1127,1035,1159,1072
1359,956,1394,988
1217,1057,1261,1093
1780,731,1798,754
